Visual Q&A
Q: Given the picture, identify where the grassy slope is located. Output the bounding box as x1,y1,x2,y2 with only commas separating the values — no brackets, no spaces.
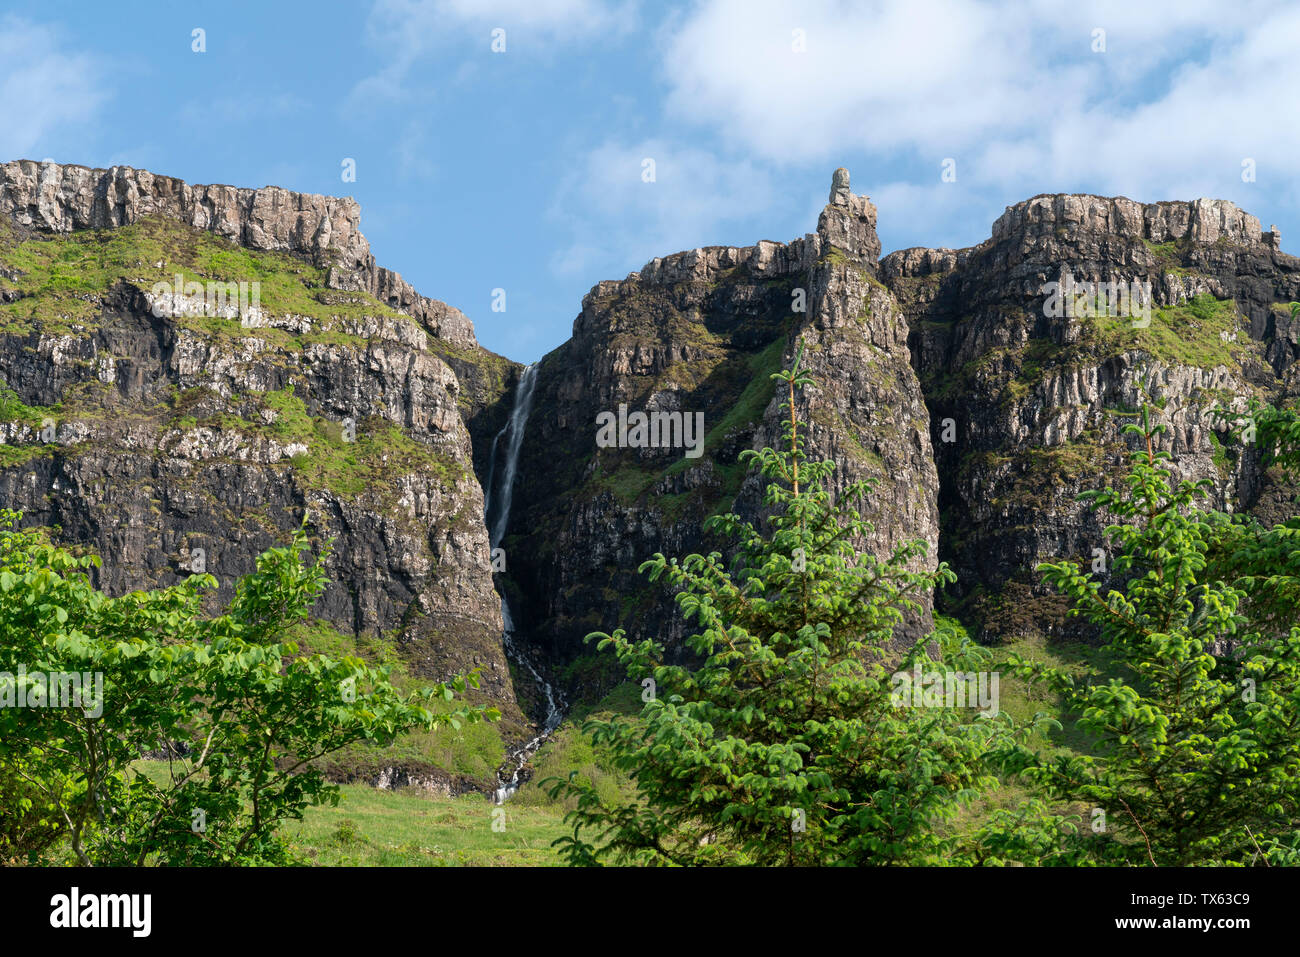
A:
107,622,1108,866
290,684,641,865
287,621,507,787
590,333,787,511
0,214,403,336
281,788,569,866
137,682,645,866
279,625,1107,865
939,616,1112,842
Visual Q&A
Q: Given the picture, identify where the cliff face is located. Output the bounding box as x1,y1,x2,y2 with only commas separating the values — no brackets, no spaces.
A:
0,159,479,345
498,170,939,678
883,193,1300,638
484,179,1299,683
5,158,1299,739
0,161,522,468
761,179,939,598
0,161,524,734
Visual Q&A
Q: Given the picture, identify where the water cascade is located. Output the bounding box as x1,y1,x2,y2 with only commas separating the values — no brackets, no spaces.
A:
482,365,564,803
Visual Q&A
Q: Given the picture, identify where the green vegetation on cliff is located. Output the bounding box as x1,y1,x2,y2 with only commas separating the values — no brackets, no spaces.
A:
0,216,403,339
592,333,786,510
1093,292,1244,369
0,381,59,467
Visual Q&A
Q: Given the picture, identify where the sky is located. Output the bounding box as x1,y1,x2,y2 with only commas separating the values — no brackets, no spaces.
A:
3,0,1298,364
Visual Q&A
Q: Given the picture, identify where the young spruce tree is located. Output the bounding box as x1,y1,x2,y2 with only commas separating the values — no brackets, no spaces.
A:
1007,396,1300,865
549,343,1013,866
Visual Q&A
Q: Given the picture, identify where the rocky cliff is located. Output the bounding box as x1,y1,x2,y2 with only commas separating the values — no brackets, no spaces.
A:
485,176,1299,691
0,159,479,344
4,159,1298,768
496,169,939,686
0,162,526,749
883,193,1300,638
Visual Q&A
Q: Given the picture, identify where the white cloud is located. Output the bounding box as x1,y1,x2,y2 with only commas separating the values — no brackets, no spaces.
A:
547,138,777,278
663,0,1070,162
408,0,630,34
350,0,636,105
0,17,106,161
1025,7,1300,203
659,0,1296,210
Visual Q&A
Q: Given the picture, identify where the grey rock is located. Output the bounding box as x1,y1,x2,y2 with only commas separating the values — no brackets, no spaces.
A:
829,167,852,206
0,160,479,347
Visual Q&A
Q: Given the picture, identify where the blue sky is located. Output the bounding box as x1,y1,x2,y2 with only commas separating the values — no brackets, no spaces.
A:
4,0,1299,363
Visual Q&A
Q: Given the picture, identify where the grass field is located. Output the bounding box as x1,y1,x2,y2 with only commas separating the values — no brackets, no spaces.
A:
97,630,1107,867
280,787,571,867
276,631,1105,865
275,684,641,865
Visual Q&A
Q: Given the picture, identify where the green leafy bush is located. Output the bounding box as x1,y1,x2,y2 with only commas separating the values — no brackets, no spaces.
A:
0,513,498,865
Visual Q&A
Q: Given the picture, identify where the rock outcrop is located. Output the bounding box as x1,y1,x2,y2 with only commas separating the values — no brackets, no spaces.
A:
5,158,1299,743
0,161,525,741
495,170,938,679
481,177,1298,678
883,192,1300,638
0,160,479,346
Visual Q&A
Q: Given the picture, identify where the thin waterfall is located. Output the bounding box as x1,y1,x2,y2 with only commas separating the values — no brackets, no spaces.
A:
482,364,563,803
489,364,538,548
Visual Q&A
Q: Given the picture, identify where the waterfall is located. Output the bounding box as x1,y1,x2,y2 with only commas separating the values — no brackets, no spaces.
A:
482,364,563,803
488,364,538,548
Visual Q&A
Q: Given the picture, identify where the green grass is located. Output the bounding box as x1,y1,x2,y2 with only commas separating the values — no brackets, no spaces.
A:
260,385,315,441
0,215,402,338
279,685,641,866
939,628,1125,847
0,444,52,467
1142,238,1187,268
512,683,641,810
592,334,786,507
985,632,1121,758
935,294,1250,409
0,379,464,506
0,381,61,427
1209,430,1233,474
289,419,462,498
936,619,1114,842
681,334,785,462
122,629,1116,866
60,760,568,867
1093,292,1244,369
285,620,508,786
0,381,62,465
281,787,570,866
184,387,464,500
